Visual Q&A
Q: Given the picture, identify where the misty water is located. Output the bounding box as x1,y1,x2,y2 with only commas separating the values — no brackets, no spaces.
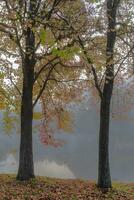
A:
0,96,134,182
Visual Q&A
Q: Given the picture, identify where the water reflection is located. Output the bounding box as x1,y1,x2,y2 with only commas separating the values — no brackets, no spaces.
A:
0,154,17,173
35,160,75,178
0,154,75,179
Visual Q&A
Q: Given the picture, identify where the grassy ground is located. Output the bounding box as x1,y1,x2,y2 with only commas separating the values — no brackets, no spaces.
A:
0,175,134,200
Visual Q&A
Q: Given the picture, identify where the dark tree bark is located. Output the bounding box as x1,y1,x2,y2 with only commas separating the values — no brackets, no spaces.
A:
97,0,120,189
17,64,34,180
98,92,112,188
17,0,36,180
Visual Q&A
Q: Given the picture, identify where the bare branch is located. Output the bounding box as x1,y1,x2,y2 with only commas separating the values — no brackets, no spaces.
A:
33,61,59,107
34,56,58,82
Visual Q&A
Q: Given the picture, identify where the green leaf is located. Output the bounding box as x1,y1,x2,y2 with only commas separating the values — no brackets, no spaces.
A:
52,46,80,59
40,28,47,45
90,0,99,2
0,72,5,78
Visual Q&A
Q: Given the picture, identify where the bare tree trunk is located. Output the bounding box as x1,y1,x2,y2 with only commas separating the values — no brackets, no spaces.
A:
98,91,112,188
17,0,36,180
97,0,120,189
17,66,34,180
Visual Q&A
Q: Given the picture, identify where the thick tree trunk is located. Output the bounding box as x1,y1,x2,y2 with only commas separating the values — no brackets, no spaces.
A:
97,63,114,189
98,97,112,188
17,27,35,180
17,65,34,180
17,0,36,178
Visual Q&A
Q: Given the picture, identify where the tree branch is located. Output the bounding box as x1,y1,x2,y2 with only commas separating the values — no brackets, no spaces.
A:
33,61,59,107
34,57,58,82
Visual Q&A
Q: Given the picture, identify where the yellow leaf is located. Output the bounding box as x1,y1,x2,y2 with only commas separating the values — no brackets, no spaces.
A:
33,112,42,120
0,102,6,110
58,110,73,132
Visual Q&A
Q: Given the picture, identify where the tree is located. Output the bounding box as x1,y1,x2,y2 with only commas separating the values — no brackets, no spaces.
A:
57,0,133,189
97,0,120,188
79,0,123,189
0,0,87,180
79,0,134,189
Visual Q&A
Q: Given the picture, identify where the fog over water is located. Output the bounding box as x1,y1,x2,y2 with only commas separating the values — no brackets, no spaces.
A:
0,95,134,182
